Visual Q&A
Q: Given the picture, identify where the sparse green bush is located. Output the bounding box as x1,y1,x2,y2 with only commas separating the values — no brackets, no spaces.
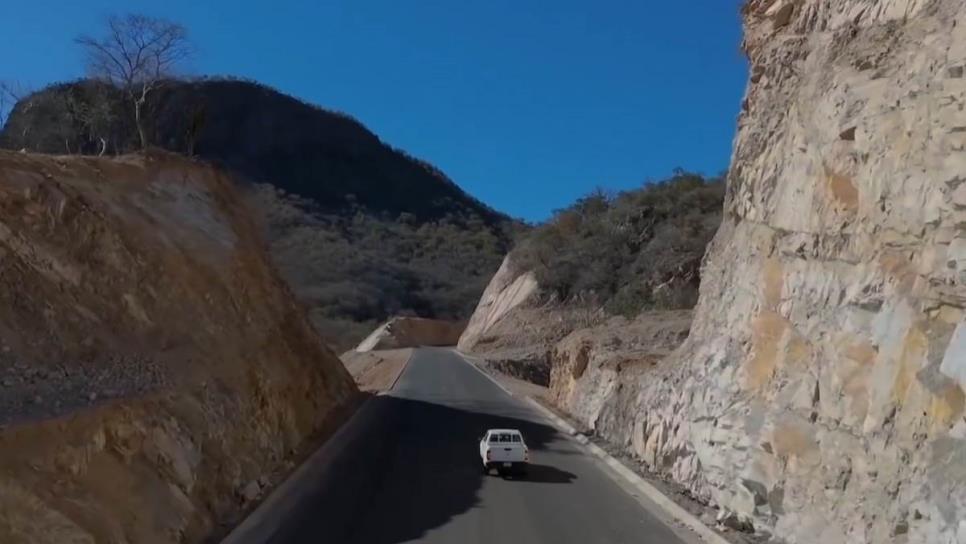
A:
248,184,516,351
512,170,724,317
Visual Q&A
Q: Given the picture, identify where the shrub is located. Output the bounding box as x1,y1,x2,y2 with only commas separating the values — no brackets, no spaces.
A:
247,184,514,351
512,170,724,317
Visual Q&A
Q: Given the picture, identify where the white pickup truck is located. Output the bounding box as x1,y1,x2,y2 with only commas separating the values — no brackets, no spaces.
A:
479,429,529,476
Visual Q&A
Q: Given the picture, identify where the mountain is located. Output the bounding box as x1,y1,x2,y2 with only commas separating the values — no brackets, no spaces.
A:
2,78,505,221
1,78,521,349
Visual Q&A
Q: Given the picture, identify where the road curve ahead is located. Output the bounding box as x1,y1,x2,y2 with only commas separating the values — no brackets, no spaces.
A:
268,347,686,544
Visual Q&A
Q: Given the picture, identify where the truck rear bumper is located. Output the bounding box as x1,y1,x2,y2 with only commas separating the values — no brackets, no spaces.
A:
485,462,528,473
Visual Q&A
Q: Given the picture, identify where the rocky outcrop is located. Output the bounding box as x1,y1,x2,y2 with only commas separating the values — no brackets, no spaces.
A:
557,2,966,542
457,256,614,386
457,256,539,352
549,311,691,428
0,151,357,543
355,317,466,351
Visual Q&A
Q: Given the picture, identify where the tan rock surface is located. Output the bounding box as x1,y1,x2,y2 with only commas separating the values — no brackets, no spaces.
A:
548,311,691,430
456,255,608,385
0,151,356,543
341,348,412,392
457,256,539,352
554,2,966,542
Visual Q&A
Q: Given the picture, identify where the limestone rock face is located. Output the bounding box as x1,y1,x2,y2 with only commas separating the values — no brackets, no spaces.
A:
457,256,539,352
553,1,966,542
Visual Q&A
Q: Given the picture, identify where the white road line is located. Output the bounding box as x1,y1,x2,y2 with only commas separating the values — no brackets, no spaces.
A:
523,397,731,544
380,349,415,394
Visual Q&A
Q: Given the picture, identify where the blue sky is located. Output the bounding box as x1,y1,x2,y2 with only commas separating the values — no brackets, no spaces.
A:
1,0,748,221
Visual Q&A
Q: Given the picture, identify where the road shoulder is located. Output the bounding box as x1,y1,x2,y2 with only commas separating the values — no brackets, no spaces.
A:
222,352,414,542
341,348,414,392
524,397,731,544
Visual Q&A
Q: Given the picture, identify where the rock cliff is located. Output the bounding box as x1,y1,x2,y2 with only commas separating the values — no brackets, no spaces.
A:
457,256,540,352
0,151,357,543
457,255,607,385
559,1,966,542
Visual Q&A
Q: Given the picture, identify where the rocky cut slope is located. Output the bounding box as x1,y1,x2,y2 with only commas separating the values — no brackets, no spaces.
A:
556,1,966,543
0,151,356,543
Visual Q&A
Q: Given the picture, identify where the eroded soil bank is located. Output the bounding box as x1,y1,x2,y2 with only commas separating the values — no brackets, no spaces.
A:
0,151,357,544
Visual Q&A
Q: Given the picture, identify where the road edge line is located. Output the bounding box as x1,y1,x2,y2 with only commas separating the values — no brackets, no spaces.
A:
450,349,515,397
381,348,415,394
524,397,731,544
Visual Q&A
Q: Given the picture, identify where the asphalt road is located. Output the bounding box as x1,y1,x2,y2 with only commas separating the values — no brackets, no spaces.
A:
263,347,686,544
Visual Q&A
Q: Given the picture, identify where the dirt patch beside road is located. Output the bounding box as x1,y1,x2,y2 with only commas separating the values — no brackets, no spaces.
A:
341,349,413,392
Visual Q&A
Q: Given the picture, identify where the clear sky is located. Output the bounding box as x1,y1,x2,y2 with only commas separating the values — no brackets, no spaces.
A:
1,0,748,221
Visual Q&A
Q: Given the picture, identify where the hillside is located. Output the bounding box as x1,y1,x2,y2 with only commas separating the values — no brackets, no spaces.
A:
513,171,724,314
0,150,356,543
0,79,518,348
458,172,724,380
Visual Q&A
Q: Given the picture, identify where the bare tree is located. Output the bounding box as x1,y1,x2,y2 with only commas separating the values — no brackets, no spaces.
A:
75,14,192,149
65,86,116,156
0,81,35,148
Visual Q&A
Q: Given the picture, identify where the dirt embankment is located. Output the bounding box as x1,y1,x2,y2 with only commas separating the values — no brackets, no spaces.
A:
341,349,412,392
355,316,465,352
0,151,357,544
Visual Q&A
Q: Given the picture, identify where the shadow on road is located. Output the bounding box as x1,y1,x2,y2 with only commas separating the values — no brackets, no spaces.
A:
496,463,577,484
269,393,572,544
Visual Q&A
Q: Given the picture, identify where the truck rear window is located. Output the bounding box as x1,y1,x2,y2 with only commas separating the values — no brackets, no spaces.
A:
489,433,523,443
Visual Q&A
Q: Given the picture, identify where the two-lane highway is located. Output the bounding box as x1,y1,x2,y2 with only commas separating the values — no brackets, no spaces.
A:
261,347,687,544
